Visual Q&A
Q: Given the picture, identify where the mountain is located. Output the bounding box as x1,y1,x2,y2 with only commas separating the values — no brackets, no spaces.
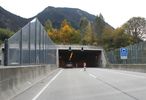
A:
36,6,96,29
36,6,114,30
0,6,114,31
0,6,30,31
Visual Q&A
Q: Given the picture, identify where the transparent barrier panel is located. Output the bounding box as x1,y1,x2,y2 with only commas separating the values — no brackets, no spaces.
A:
30,18,36,64
40,25,44,64
8,30,21,65
22,24,29,64
7,18,56,66
106,41,146,64
36,19,40,64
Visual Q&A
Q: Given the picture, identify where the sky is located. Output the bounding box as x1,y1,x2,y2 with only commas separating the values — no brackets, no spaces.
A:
0,0,146,29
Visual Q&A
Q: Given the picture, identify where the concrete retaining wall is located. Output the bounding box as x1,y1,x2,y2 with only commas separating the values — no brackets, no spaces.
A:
106,64,146,73
0,64,58,100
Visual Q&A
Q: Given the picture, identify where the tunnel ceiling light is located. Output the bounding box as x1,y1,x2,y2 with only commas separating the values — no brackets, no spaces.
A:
81,47,84,51
69,47,71,51
69,52,73,61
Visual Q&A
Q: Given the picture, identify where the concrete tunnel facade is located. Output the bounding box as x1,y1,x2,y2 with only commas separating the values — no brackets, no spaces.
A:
56,45,109,68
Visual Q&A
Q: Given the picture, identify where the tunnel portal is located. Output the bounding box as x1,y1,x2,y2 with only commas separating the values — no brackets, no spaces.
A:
59,50,101,68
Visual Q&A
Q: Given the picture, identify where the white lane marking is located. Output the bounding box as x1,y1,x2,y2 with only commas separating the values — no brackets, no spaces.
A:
32,69,64,100
80,70,83,72
89,74,97,78
27,81,32,85
97,69,146,79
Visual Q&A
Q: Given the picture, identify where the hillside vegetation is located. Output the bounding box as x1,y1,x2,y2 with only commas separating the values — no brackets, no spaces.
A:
0,6,145,51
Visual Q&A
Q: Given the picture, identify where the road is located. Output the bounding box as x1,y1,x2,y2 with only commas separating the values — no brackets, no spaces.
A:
13,68,146,100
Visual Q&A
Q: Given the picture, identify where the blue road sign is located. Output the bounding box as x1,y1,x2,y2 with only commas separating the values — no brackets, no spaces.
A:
121,48,127,59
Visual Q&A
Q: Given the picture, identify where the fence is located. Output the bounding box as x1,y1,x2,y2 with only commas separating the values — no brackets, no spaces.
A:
106,41,146,64
4,18,56,66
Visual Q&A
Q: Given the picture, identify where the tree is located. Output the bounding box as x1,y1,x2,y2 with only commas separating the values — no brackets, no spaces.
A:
101,26,114,51
60,25,73,44
79,17,92,45
82,23,92,45
61,19,68,29
47,29,61,43
90,26,97,45
71,29,82,44
45,19,53,33
0,28,14,44
95,13,105,45
47,30,54,41
112,28,131,49
122,17,146,43
60,24,82,44
79,17,89,38
53,29,61,42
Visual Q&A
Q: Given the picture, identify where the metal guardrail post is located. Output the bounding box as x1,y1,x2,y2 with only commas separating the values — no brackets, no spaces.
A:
39,22,41,64
20,29,22,65
35,19,37,64
29,23,31,65
140,42,142,63
4,39,8,66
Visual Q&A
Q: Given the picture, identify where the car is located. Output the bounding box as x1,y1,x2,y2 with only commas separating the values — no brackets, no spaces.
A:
66,62,73,68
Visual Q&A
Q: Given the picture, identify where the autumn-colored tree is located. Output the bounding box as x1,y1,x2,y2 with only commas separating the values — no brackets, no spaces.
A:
101,26,135,51
60,19,68,29
47,29,61,43
90,26,97,45
101,26,114,51
82,23,92,45
60,24,81,44
53,29,61,43
112,28,129,49
60,25,72,44
71,28,82,44
47,30,54,41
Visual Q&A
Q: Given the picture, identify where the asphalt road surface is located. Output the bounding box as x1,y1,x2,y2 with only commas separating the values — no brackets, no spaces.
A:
13,68,146,100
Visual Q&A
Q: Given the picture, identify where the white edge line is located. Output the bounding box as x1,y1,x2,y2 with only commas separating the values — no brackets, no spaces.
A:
32,69,64,100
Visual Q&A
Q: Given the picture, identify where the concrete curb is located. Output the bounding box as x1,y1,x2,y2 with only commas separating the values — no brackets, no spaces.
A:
0,64,58,100
106,64,146,73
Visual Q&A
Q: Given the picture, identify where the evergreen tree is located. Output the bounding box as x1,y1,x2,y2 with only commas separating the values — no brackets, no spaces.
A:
95,13,105,45
44,19,53,33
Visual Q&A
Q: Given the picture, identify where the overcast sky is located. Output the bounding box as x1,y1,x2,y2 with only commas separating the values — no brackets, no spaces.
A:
0,0,146,29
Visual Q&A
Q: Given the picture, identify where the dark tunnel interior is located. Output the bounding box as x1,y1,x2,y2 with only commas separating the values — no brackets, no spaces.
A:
59,50,101,68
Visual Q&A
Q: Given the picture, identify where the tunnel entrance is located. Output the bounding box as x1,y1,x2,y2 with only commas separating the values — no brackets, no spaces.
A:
59,50,101,68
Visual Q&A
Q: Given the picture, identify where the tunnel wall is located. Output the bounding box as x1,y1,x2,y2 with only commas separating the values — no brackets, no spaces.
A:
0,64,59,100
101,49,108,67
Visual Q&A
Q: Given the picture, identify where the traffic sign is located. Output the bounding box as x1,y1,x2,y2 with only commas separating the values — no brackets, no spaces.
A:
121,48,127,59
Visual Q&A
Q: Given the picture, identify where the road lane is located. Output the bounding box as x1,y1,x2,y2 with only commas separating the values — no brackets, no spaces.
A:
85,68,146,100
34,68,136,100
32,69,64,100
13,68,146,100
